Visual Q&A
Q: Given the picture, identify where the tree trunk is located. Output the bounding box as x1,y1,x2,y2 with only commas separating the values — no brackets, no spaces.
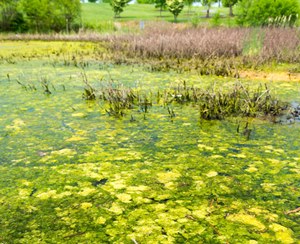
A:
229,6,234,17
66,18,69,34
206,8,210,18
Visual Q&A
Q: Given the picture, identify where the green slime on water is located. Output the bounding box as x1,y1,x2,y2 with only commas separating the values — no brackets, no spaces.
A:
0,42,299,243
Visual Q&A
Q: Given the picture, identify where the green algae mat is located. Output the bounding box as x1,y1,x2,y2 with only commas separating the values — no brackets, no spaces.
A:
0,41,300,243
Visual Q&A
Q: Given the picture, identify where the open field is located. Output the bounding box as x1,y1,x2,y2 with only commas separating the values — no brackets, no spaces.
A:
81,3,236,29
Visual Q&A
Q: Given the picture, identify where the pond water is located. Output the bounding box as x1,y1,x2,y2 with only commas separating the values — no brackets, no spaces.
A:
0,42,300,243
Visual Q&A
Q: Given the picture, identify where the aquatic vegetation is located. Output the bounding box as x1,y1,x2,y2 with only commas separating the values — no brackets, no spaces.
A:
0,42,300,243
81,77,291,121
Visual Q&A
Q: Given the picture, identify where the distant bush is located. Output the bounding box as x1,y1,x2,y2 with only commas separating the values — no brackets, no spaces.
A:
237,0,300,27
211,12,221,27
0,2,28,32
83,21,116,32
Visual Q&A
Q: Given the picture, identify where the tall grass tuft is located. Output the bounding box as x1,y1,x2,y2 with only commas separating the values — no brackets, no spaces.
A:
164,81,289,120
81,74,290,121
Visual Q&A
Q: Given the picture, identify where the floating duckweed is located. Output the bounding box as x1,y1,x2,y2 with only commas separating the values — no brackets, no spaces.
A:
55,191,72,198
249,241,258,244
192,207,209,219
245,166,258,173
95,217,106,225
18,189,30,198
269,224,294,244
109,203,124,215
206,171,218,177
36,190,57,200
197,144,214,151
157,171,181,184
5,119,26,132
71,112,86,118
66,136,87,142
227,213,266,231
109,180,127,190
51,148,77,157
81,202,93,209
78,187,96,196
127,185,149,192
116,193,132,203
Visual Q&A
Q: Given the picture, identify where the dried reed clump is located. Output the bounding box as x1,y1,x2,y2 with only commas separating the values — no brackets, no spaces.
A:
261,28,300,62
110,27,248,60
106,26,300,73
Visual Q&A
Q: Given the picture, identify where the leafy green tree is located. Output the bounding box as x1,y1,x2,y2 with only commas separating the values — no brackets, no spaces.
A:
222,0,238,16
184,0,194,15
201,0,217,18
155,0,167,17
166,0,184,22
88,0,97,2
15,0,81,32
54,0,81,33
19,0,53,32
237,0,300,26
0,0,26,31
110,0,130,18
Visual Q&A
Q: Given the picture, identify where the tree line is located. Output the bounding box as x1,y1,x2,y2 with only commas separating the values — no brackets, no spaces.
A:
0,0,299,33
0,0,81,32
111,0,300,26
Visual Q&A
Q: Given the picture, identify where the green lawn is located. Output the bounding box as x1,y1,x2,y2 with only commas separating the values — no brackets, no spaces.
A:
81,3,235,27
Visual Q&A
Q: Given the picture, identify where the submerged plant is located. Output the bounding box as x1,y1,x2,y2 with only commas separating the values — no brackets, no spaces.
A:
39,77,53,95
16,79,37,91
81,71,96,100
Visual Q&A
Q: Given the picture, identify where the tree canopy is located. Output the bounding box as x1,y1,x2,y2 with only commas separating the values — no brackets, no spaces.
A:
237,0,300,27
222,0,238,16
0,0,81,32
110,0,131,18
200,0,217,18
166,0,184,21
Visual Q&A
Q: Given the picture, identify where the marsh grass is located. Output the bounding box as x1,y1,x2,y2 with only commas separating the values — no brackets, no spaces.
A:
164,81,289,120
106,26,300,74
81,73,152,117
15,75,57,94
39,77,53,94
16,79,37,91
82,74,290,121
1,26,299,75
